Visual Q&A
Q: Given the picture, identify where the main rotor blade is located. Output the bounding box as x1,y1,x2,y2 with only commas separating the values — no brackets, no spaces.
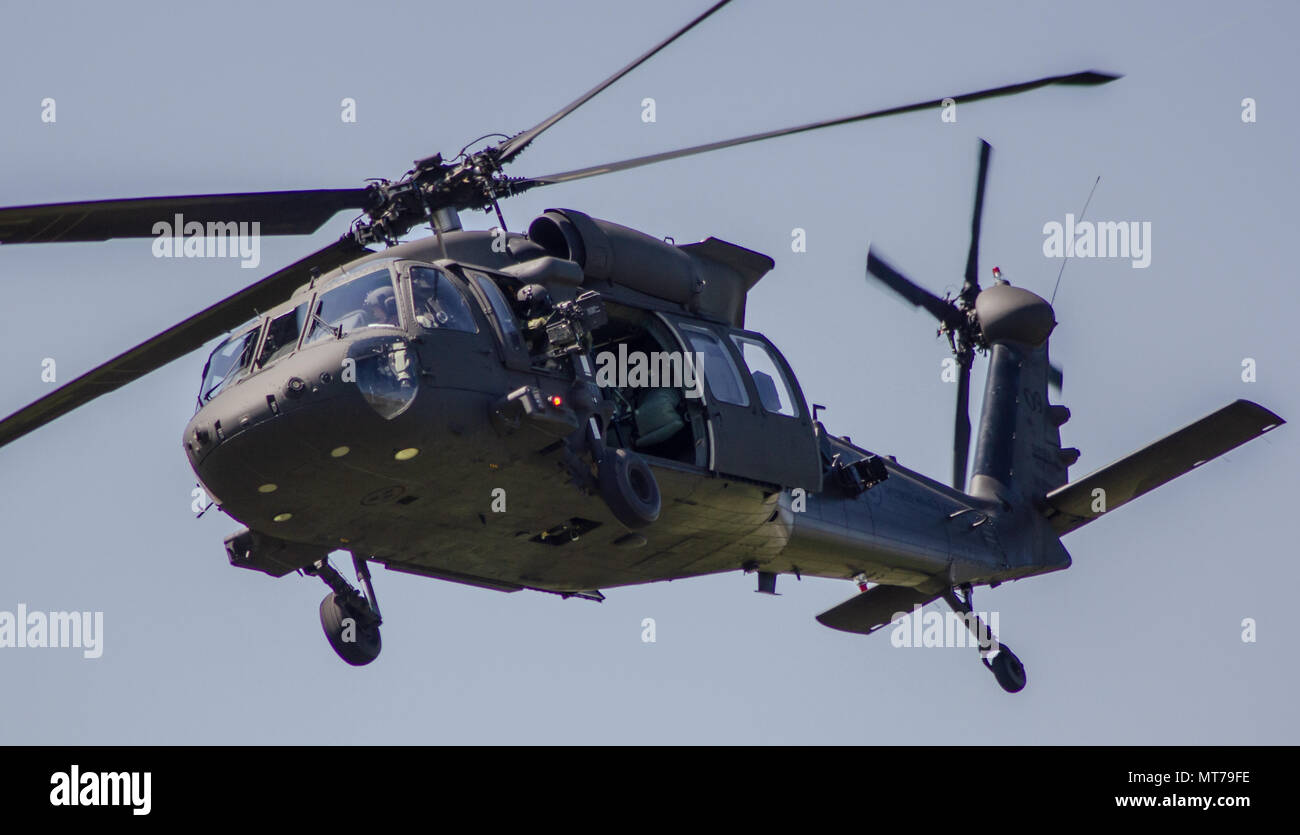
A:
0,189,372,244
496,0,733,164
953,360,972,491
518,70,1120,186
962,139,992,301
866,248,963,329
0,237,369,452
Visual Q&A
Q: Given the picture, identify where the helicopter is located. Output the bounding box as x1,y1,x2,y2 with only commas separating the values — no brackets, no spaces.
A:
0,0,1283,691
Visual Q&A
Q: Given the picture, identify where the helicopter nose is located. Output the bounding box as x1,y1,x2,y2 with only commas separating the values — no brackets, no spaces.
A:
181,336,464,526
184,341,356,463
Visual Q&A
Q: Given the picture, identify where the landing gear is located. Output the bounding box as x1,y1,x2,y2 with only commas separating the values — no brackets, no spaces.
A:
305,554,383,666
942,584,1027,693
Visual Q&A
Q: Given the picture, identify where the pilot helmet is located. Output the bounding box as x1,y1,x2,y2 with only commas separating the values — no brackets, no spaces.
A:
364,285,397,318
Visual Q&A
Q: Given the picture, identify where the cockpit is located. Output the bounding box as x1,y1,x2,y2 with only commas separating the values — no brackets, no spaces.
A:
303,267,401,345
197,261,482,407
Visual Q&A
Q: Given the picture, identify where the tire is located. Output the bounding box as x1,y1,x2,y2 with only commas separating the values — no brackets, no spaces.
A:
319,592,382,666
987,645,1027,693
598,448,661,529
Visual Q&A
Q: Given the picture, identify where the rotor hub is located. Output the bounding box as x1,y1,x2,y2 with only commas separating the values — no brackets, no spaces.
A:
974,284,1056,347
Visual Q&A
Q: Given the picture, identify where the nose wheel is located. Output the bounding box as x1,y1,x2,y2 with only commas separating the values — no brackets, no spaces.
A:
319,591,381,666
305,554,383,666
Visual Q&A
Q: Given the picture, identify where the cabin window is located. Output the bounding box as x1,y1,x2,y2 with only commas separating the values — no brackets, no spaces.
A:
467,271,525,353
731,334,798,418
305,268,400,345
410,267,477,333
256,303,310,368
200,325,260,403
678,324,749,407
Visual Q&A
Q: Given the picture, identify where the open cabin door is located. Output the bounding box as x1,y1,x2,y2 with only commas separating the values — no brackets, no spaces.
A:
663,315,821,492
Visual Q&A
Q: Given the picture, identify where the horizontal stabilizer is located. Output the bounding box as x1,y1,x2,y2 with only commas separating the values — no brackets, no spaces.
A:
1043,399,1283,535
816,585,941,635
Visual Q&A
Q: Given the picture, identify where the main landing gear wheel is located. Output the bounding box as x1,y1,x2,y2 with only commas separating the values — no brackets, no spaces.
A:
320,592,382,666
984,645,1027,693
598,448,661,529
306,554,384,666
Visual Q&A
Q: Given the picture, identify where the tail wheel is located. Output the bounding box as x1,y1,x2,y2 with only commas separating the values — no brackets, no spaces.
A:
319,592,382,666
984,645,1027,693
598,448,661,529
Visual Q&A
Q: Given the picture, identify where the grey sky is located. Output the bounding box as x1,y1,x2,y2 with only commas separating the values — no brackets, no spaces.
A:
0,0,1295,744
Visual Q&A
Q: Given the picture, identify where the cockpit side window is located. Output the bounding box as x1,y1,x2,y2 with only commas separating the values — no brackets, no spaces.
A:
200,326,261,403
305,267,399,345
410,267,477,333
256,302,309,368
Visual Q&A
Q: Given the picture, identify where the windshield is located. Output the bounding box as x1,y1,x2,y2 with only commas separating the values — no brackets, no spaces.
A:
200,326,260,403
305,267,399,345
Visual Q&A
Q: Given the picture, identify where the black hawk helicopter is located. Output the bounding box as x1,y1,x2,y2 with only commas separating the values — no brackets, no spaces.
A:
0,1,1283,690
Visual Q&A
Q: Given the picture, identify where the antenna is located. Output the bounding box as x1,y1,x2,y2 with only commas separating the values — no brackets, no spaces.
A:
1050,176,1101,306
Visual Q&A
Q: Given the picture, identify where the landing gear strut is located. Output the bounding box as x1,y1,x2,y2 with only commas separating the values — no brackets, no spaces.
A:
942,584,1026,693
305,554,383,666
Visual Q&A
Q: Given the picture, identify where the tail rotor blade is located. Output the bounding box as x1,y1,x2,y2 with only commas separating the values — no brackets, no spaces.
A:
1048,362,1064,391
962,139,992,300
953,360,972,490
867,248,962,329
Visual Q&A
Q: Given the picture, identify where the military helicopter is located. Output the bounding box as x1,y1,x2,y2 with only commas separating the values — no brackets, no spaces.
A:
0,0,1283,690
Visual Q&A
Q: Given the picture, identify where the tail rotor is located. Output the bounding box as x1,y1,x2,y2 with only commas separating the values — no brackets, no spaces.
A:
865,139,1062,492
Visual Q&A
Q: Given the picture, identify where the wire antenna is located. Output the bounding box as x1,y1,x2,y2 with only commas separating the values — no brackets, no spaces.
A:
1051,175,1101,306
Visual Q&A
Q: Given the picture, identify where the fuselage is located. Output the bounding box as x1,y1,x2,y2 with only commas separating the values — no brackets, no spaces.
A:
188,222,1042,596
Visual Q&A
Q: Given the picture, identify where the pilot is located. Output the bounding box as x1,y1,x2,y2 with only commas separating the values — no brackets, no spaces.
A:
362,285,413,387
364,286,399,327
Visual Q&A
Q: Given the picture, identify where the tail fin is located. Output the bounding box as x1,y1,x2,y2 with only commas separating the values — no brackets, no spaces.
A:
958,284,1078,577
1042,399,1283,535
966,285,1075,507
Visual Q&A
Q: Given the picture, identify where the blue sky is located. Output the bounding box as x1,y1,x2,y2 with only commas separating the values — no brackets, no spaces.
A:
0,0,1295,743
